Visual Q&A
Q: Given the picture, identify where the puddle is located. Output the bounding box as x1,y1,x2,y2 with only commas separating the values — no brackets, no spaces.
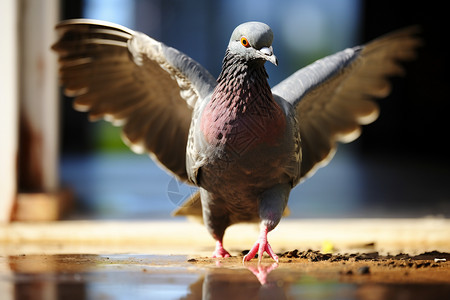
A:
1,254,449,299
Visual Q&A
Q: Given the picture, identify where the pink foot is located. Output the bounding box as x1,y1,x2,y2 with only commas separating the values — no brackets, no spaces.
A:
243,226,278,263
212,240,231,258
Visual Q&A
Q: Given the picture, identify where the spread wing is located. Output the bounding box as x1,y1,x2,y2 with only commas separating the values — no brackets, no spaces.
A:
52,19,217,181
272,26,421,182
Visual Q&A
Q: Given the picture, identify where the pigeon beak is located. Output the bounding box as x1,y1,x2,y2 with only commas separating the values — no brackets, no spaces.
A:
259,46,278,66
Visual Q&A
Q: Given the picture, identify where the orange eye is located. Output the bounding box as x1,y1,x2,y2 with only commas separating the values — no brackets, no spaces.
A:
240,37,250,48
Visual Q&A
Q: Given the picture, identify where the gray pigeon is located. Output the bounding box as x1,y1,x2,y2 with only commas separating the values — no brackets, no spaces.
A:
52,20,420,262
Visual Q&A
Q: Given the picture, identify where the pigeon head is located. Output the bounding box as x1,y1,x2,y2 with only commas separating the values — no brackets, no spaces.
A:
227,22,278,66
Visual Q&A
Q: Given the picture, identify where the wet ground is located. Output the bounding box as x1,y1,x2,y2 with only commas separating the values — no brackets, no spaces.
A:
2,250,449,300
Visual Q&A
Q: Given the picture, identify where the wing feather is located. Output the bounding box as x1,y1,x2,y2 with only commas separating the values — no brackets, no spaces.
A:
53,19,217,181
272,26,421,182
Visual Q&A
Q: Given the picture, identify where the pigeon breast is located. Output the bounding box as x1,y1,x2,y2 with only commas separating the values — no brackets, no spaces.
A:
200,50,286,155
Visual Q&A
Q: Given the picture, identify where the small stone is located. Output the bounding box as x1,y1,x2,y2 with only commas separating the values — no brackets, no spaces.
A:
357,266,370,275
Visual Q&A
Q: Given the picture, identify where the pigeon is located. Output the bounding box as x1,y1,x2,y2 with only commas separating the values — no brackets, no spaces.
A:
52,19,420,262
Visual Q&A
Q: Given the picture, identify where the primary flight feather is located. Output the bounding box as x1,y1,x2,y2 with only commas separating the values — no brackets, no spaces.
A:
52,19,420,261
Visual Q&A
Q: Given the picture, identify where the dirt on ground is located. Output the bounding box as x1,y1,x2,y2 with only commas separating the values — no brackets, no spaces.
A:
188,250,450,284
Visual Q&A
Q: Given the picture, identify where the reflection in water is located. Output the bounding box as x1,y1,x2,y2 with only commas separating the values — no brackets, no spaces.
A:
4,254,302,299
193,261,287,300
7,254,93,300
245,262,279,285
186,261,359,300
5,254,447,300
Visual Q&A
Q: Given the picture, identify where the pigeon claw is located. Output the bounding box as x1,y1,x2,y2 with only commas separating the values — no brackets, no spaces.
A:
212,240,231,258
243,241,279,263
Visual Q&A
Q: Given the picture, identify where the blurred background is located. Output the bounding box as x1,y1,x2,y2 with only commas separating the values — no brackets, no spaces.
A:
9,0,450,220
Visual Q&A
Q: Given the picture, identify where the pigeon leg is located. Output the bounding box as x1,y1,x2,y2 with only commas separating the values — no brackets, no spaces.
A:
243,225,278,263
200,188,231,258
212,239,231,258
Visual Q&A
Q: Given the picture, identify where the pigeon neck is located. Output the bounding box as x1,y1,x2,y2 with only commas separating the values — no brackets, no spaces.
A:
200,50,286,148
212,50,273,110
